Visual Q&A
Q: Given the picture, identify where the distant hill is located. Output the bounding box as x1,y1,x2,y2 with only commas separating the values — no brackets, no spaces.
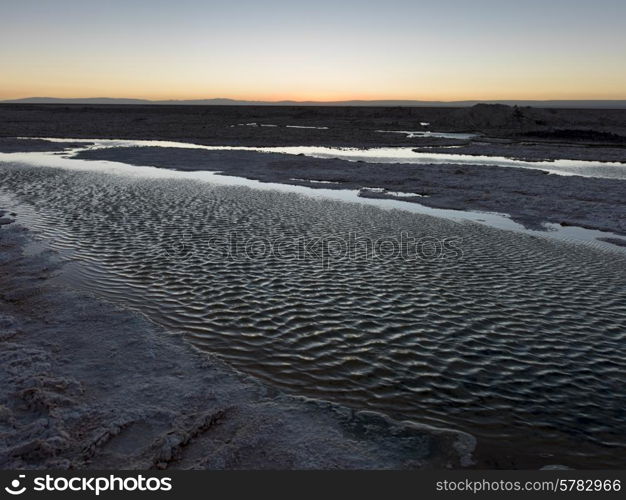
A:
3,97,626,109
2,97,153,105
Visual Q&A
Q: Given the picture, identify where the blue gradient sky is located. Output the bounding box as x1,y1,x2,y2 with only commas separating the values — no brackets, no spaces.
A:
1,0,625,100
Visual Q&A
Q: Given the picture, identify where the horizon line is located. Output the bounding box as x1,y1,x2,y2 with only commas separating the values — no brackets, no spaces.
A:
3,96,626,109
6,96,626,102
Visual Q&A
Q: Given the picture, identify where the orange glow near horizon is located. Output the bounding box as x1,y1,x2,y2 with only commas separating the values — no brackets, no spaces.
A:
3,81,625,103
3,56,625,102
2,1,626,103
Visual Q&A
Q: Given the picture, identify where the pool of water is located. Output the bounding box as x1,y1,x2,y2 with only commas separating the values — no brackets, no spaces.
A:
376,129,478,140
0,154,625,469
2,146,624,251
28,137,626,179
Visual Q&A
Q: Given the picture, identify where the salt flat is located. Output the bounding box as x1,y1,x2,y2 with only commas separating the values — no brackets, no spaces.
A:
1,103,625,469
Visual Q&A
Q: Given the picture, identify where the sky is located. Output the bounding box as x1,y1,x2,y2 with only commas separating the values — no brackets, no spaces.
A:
1,0,625,101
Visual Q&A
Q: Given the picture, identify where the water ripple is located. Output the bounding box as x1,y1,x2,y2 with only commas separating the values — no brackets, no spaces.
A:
1,164,625,468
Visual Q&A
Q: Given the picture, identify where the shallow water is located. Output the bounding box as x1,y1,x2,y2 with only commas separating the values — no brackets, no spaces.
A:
2,148,624,251
376,129,478,140
27,137,626,179
1,161,625,469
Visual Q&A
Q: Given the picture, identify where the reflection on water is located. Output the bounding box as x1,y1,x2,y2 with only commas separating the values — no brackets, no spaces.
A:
376,129,478,140
1,148,624,251
30,137,626,179
232,123,327,129
286,125,329,130
0,162,625,469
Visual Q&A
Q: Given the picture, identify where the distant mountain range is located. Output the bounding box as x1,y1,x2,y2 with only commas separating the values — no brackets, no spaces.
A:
3,97,626,109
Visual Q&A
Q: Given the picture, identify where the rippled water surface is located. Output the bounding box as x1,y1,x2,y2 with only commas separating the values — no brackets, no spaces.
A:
1,163,625,468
